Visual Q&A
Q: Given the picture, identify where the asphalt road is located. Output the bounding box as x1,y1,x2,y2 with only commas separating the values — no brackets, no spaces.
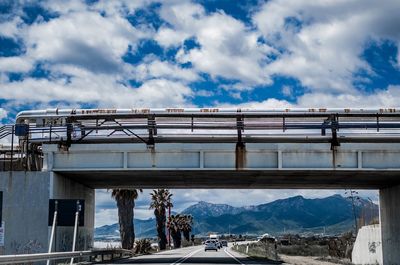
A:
104,244,282,265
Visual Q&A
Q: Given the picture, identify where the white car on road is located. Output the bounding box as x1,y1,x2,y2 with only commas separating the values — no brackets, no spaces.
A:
204,240,218,251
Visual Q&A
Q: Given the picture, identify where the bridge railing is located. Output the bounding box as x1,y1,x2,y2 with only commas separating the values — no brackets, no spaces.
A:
2,108,400,160
9,109,400,145
0,249,132,264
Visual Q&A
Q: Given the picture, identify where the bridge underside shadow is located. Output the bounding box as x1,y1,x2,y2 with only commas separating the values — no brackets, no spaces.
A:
60,169,400,189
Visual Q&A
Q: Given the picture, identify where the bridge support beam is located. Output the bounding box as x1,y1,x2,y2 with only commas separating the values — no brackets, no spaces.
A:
380,184,400,265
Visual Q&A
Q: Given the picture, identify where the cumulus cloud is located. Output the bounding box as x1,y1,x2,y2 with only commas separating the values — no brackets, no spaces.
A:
254,0,400,93
0,56,33,73
135,59,199,82
228,85,400,109
0,108,7,120
26,10,144,73
297,85,400,107
0,16,24,40
0,75,193,108
157,2,275,87
1,0,399,111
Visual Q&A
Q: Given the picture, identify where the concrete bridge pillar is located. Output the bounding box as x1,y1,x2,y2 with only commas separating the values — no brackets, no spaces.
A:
380,184,400,265
0,171,94,256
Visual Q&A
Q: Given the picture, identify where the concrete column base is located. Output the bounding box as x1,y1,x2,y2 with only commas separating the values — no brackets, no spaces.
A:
380,184,400,265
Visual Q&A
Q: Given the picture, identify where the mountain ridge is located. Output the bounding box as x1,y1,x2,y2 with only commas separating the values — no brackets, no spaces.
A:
95,194,378,239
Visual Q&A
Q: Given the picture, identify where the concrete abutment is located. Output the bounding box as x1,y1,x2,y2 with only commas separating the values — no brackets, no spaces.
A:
380,184,400,265
0,171,94,256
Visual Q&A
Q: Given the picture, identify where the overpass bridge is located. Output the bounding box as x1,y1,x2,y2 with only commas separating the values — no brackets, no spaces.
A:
1,108,400,264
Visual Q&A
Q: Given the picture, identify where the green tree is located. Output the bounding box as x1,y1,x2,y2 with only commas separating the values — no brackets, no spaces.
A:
110,189,142,249
181,215,193,241
167,214,194,248
150,189,173,250
167,214,182,248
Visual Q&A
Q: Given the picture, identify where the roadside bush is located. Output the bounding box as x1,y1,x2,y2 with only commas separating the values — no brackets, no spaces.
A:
235,242,279,261
134,239,151,254
278,244,328,256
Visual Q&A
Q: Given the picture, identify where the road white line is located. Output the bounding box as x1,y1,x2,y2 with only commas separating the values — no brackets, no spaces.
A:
224,248,246,265
170,247,203,265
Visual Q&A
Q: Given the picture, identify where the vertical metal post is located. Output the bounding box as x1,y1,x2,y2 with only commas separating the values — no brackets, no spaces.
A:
168,204,171,248
70,201,80,265
47,201,58,265
25,137,29,171
10,126,14,171
49,124,52,143
376,114,380,132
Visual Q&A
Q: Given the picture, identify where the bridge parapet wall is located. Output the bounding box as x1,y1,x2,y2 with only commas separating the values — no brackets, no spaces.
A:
42,143,400,172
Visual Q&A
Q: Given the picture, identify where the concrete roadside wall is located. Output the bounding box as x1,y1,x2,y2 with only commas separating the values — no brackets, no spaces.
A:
0,172,50,255
352,224,382,265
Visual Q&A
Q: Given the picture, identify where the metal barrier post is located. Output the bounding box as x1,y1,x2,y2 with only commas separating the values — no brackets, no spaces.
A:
10,126,14,171
70,201,81,265
46,201,58,265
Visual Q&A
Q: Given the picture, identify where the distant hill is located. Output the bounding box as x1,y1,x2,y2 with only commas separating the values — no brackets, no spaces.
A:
181,201,247,218
95,194,378,239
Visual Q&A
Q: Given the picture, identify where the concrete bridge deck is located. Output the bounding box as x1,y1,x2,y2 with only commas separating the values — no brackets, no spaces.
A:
44,142,400,189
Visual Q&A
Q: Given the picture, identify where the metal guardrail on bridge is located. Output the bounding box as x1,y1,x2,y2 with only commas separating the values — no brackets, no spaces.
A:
8,108,400,145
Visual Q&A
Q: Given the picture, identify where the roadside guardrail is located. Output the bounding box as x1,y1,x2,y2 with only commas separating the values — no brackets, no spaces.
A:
0,249,132,264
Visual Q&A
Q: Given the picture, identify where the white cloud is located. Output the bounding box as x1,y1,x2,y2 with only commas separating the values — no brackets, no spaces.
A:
0,108,7,120
42,0,89,15
282,85,293,97
157,2,275,87
225,84,400,109
135,59,199,82
254,0,400,93
155,28,190,47
297,85,400,107
92,0,150,16
196,90,213,97
231,98,293,109
95,208,118,227
0,56,33,73
0,16,24,40
126,79,194,107
26,10,144,73
0,75,193,108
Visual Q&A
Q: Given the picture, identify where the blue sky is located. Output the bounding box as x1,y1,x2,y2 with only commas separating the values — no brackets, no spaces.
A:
1,0,399,226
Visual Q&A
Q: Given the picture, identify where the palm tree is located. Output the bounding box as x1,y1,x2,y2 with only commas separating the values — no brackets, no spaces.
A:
167,214,194,248
180,215,193,241
149,189,173,250
110,189,142,249
167,214,182,248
